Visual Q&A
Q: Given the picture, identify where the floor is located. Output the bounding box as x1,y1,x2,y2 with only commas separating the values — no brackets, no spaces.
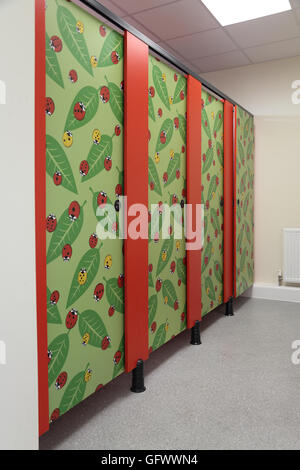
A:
40,298,300,450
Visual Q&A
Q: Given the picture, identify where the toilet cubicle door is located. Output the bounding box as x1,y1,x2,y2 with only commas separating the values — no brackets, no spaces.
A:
234,106,254,297
148,57,187,352
201,91,224,316
45,0,124,425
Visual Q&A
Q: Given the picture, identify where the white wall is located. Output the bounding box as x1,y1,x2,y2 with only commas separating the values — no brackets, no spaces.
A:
203,56,300,288
0,0,38,450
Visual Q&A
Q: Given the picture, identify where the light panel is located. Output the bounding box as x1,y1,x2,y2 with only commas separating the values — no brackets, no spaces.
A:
202,0,292,26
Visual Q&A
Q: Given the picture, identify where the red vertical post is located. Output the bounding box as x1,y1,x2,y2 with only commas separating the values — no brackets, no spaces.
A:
35,0,49,435
223,101,234,303
233,107,237,298
124,32,149,372
186,76,202,329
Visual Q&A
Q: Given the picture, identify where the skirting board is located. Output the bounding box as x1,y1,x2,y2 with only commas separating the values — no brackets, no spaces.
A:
242,284,300,303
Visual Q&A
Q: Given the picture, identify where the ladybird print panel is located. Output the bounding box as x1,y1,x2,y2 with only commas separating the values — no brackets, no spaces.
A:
235,107,254,297
46,0,124,424
148,56,187,352
201,91,224,317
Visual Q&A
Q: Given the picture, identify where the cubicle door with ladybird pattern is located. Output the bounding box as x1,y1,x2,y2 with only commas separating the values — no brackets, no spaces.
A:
201,90,224,317
235,107,254,297
46,0,124,424
148,56,187,352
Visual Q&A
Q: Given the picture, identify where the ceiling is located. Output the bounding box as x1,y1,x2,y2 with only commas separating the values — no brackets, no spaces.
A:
97,0,300,73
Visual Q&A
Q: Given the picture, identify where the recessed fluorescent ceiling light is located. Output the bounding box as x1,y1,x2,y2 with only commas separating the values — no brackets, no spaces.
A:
201,0,291,26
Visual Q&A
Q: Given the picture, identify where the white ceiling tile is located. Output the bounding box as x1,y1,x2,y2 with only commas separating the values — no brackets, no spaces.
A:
244,37,300,62
122,16,160,42
193,50,250,72
225,11,300,48
112,0,174,14
96,0,127,17
133,0,219,40
166,28,237,60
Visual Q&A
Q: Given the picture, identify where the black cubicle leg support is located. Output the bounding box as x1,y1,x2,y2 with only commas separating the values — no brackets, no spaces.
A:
190,320,201,345
131,359,146,393
225,297,234,316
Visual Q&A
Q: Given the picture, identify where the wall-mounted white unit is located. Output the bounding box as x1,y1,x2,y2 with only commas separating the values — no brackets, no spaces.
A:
283,228,300,284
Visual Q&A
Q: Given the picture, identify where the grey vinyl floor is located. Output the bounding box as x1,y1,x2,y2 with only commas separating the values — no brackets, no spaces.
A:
40,298,300,450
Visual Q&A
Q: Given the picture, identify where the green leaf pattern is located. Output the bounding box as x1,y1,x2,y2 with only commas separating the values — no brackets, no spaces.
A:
46,0,124,423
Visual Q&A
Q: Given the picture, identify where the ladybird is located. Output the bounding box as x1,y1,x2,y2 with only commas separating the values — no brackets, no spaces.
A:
47,349,52,364
50,408,60,423
118,274,124,288
79,160,89,176
163,172,168,184
63,130,73,148
113,350,122,365
55,371,67,390
99,25,106,37
78,269,87,286
76,21,84,34
73,101,86,121
97,191,107,207
150,181,154,191
151,321,157,334
50,35,62,53
111,51,119,64
158,108,162,118
82,332,90,346
120,80,124,91
45,97,55,116
155,278,162,292
101,336,111,350
160,131,167,145
108,305,115,317
100,86,110,103
89,233,98,248
46,214,57,232
149,86,155,98
95,384,103,392
84,369,92,383
65,308,78,329
104,156,112,171
68,201,80,221
148,264,153,273
94,283,104,302
62,243,72,261
170,261,176,274
181,312,185,322
172,194,178,205
174,117,179,129
50,290,60,305
92,129,101,145
53,171,62,186
115,125,121,136
180,90,185,100
69,69,78,83
115,183,122,197
90,56,98,67
104,255,112,270
174,73,178,82
176,169,180,179
114,200,120,212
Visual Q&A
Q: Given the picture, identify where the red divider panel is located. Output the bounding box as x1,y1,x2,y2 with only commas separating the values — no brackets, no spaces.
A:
35,0,49,436
233,107,237,298
186,76,202,329
223,101,234,303
124,32,149,372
